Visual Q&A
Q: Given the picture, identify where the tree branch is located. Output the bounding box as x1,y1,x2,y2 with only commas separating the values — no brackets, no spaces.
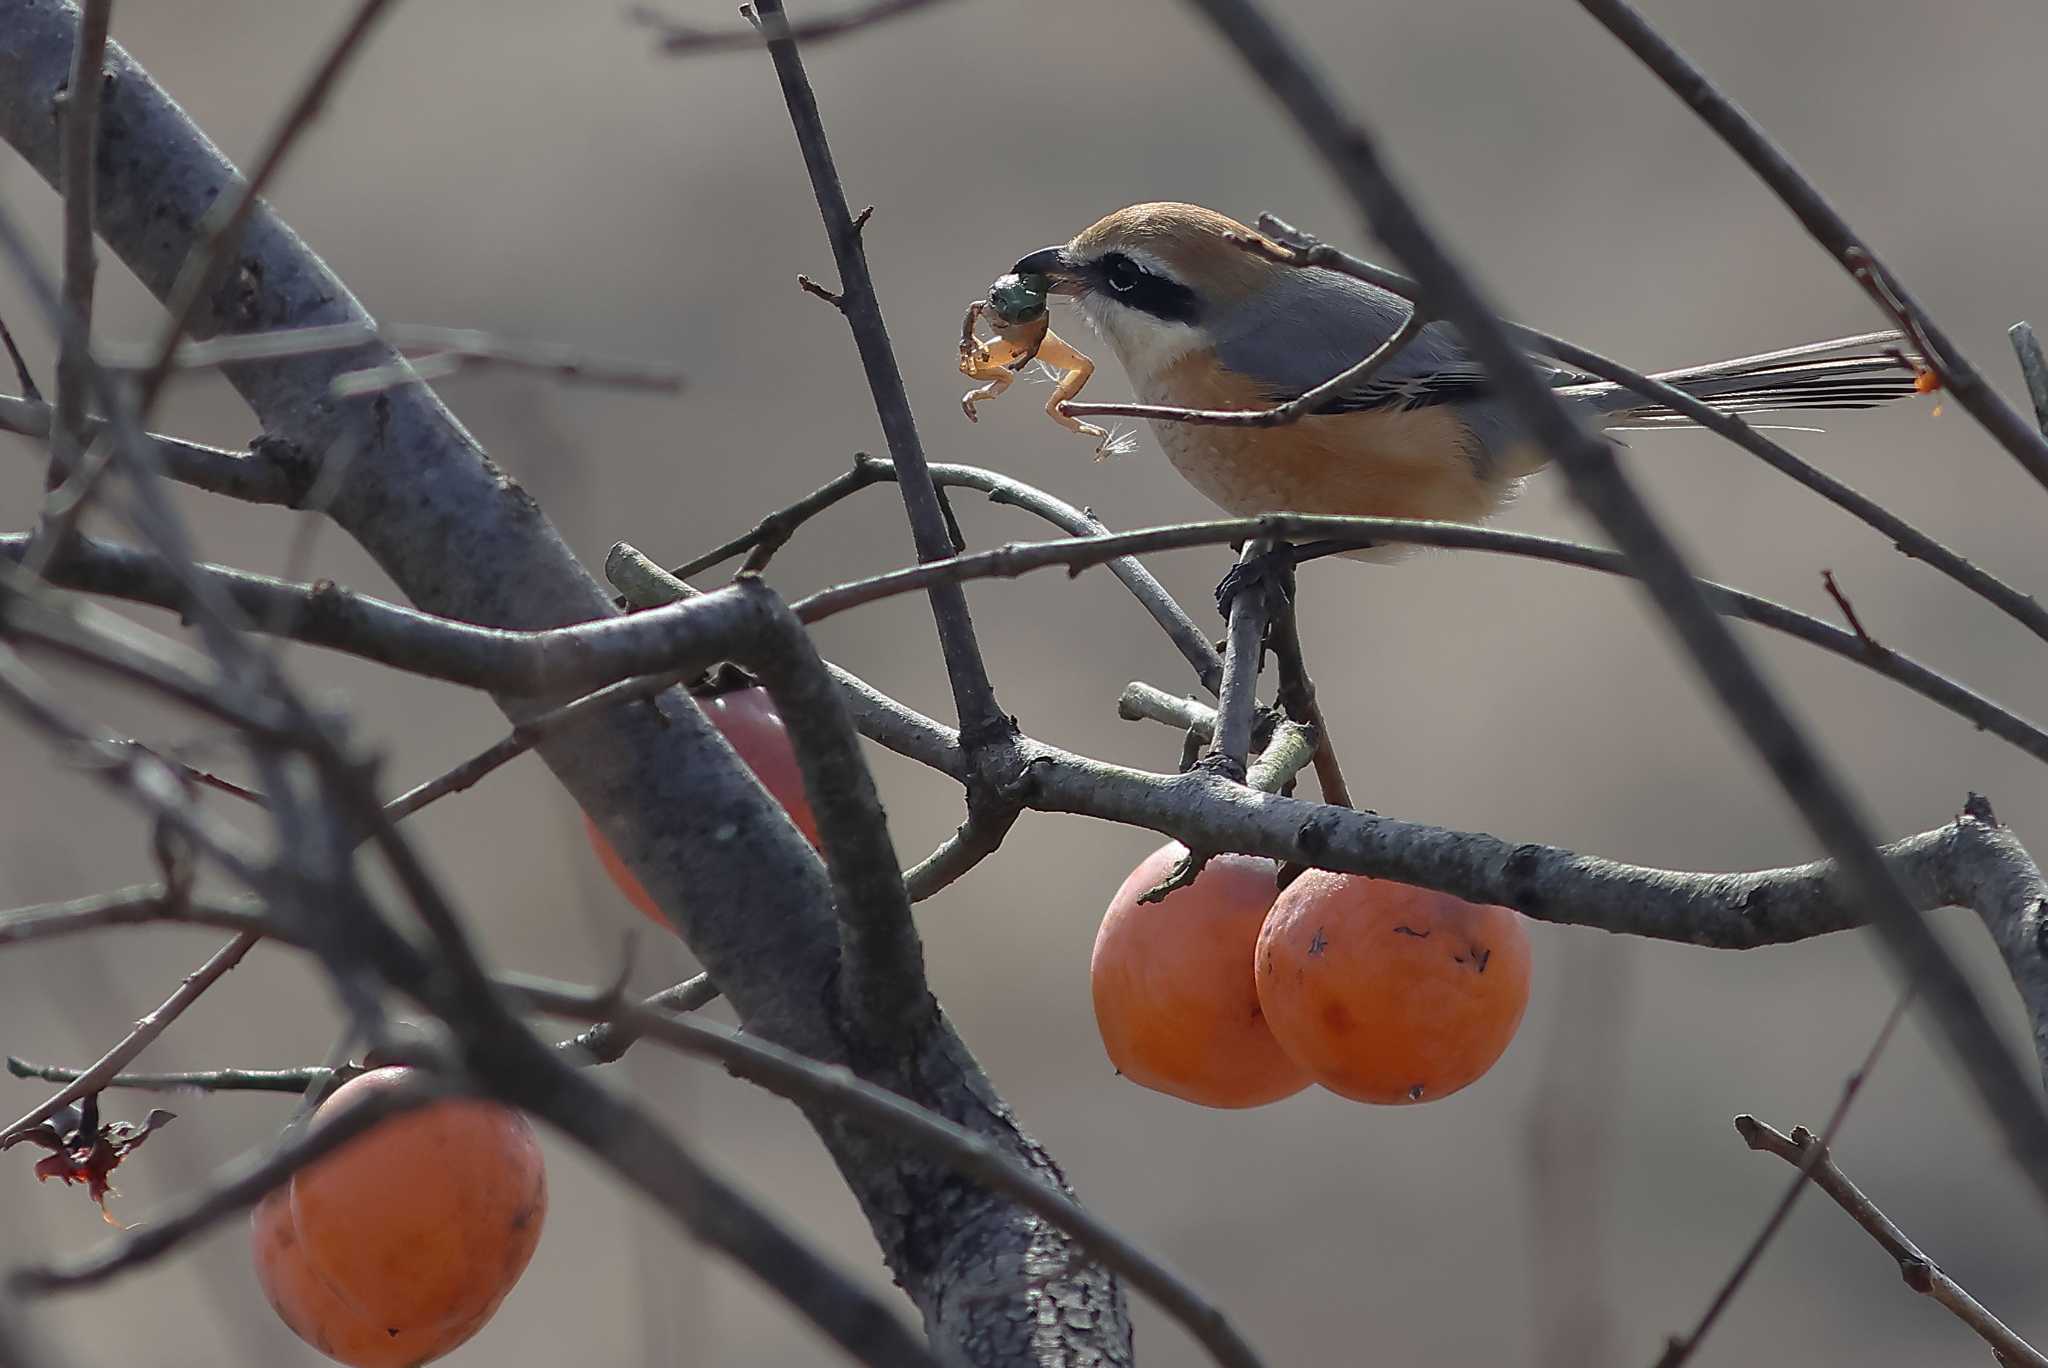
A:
1573,0,2048,496
749,0,1008,749
1735,1116,2048,1368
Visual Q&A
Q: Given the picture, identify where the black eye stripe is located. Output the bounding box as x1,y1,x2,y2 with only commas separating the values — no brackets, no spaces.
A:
1088,252,1200,325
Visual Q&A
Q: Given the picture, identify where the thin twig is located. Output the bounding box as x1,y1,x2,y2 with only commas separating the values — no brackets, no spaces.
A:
1244,719,1318,794
0,314,40,401
1063,309,1427,428
1182,0,2048,1208
1734,1115,2048,1368
1820,570,1875,650
751,0,1008,748
1573,0,2048,495
1266,588,1351,807
104,321,683,396
1118,683,1217,742
0,932,259,1146
4,1058,331,1095
1656,993,1912,1368
900,802,1021,903
0,395,309,505
633,0,953,55
666,452,893,581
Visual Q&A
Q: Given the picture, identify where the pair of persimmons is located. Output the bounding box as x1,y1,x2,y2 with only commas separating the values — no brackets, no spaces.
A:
591,685,1533,1110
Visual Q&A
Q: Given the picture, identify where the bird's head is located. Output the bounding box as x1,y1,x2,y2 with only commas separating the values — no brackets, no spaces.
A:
1011,202,1283,383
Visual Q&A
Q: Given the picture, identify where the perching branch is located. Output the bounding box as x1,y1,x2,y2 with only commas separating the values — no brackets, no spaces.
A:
1061,308,1429,429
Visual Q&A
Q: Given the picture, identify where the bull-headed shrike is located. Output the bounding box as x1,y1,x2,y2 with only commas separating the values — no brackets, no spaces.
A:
1005,202,1922,545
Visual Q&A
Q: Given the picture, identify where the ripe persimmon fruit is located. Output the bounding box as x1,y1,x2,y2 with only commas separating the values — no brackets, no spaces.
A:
1091,844,1313,1108
1256,873,1530,1104
251,1187,496,1368
273,1068,546,1350
584,685,820,923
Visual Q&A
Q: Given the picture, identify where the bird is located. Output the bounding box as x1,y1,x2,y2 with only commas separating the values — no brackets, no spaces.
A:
1007,202,1925,548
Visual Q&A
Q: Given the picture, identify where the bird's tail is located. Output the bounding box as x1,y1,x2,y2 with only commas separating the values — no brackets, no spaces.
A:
1559,329,1926,424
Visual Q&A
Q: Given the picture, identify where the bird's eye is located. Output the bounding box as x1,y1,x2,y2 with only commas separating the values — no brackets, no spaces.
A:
1102,253,1143,294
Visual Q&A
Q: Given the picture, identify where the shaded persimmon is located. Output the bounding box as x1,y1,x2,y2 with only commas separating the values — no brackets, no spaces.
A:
1091,844,1312,1108
1256,873,1530,1104
285,1069,546,1339
584,685,820,924
251,1187,497,1368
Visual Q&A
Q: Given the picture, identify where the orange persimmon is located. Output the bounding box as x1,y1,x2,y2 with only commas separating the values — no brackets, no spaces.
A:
283,1069,546,1340
251,1187,497,1368
585,685,820,923
1091,844,1312,1108
1255,873,1530,1104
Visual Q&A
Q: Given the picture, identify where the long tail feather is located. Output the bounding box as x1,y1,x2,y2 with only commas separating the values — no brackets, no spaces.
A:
1559,328,1925,421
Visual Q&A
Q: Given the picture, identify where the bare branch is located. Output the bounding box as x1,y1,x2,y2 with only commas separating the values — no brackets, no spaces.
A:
0,885,273,948
1266,581,1351,807
1063,307,1428,429
1573,0,2048,495
0,933,260,1146
0,395,310,505
1734,1116,2048,1368
1656,995,1911,1368
0,314,40,401
901,801,1021,903
1119,682,1217,741
2010,321,2048,439
5,1058,337,1096
664,452,894,581
749,0,1009,748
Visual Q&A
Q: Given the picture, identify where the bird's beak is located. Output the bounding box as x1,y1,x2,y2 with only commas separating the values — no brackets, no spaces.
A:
1011,245,1081,294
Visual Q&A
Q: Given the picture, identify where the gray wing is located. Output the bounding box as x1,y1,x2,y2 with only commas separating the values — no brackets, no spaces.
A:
1212,266,1581,413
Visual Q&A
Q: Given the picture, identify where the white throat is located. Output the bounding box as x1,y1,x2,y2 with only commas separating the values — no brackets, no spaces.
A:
1074,294,1203,388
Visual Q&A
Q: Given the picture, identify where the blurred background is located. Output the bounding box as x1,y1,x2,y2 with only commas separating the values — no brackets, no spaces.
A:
3,0,2046,1363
